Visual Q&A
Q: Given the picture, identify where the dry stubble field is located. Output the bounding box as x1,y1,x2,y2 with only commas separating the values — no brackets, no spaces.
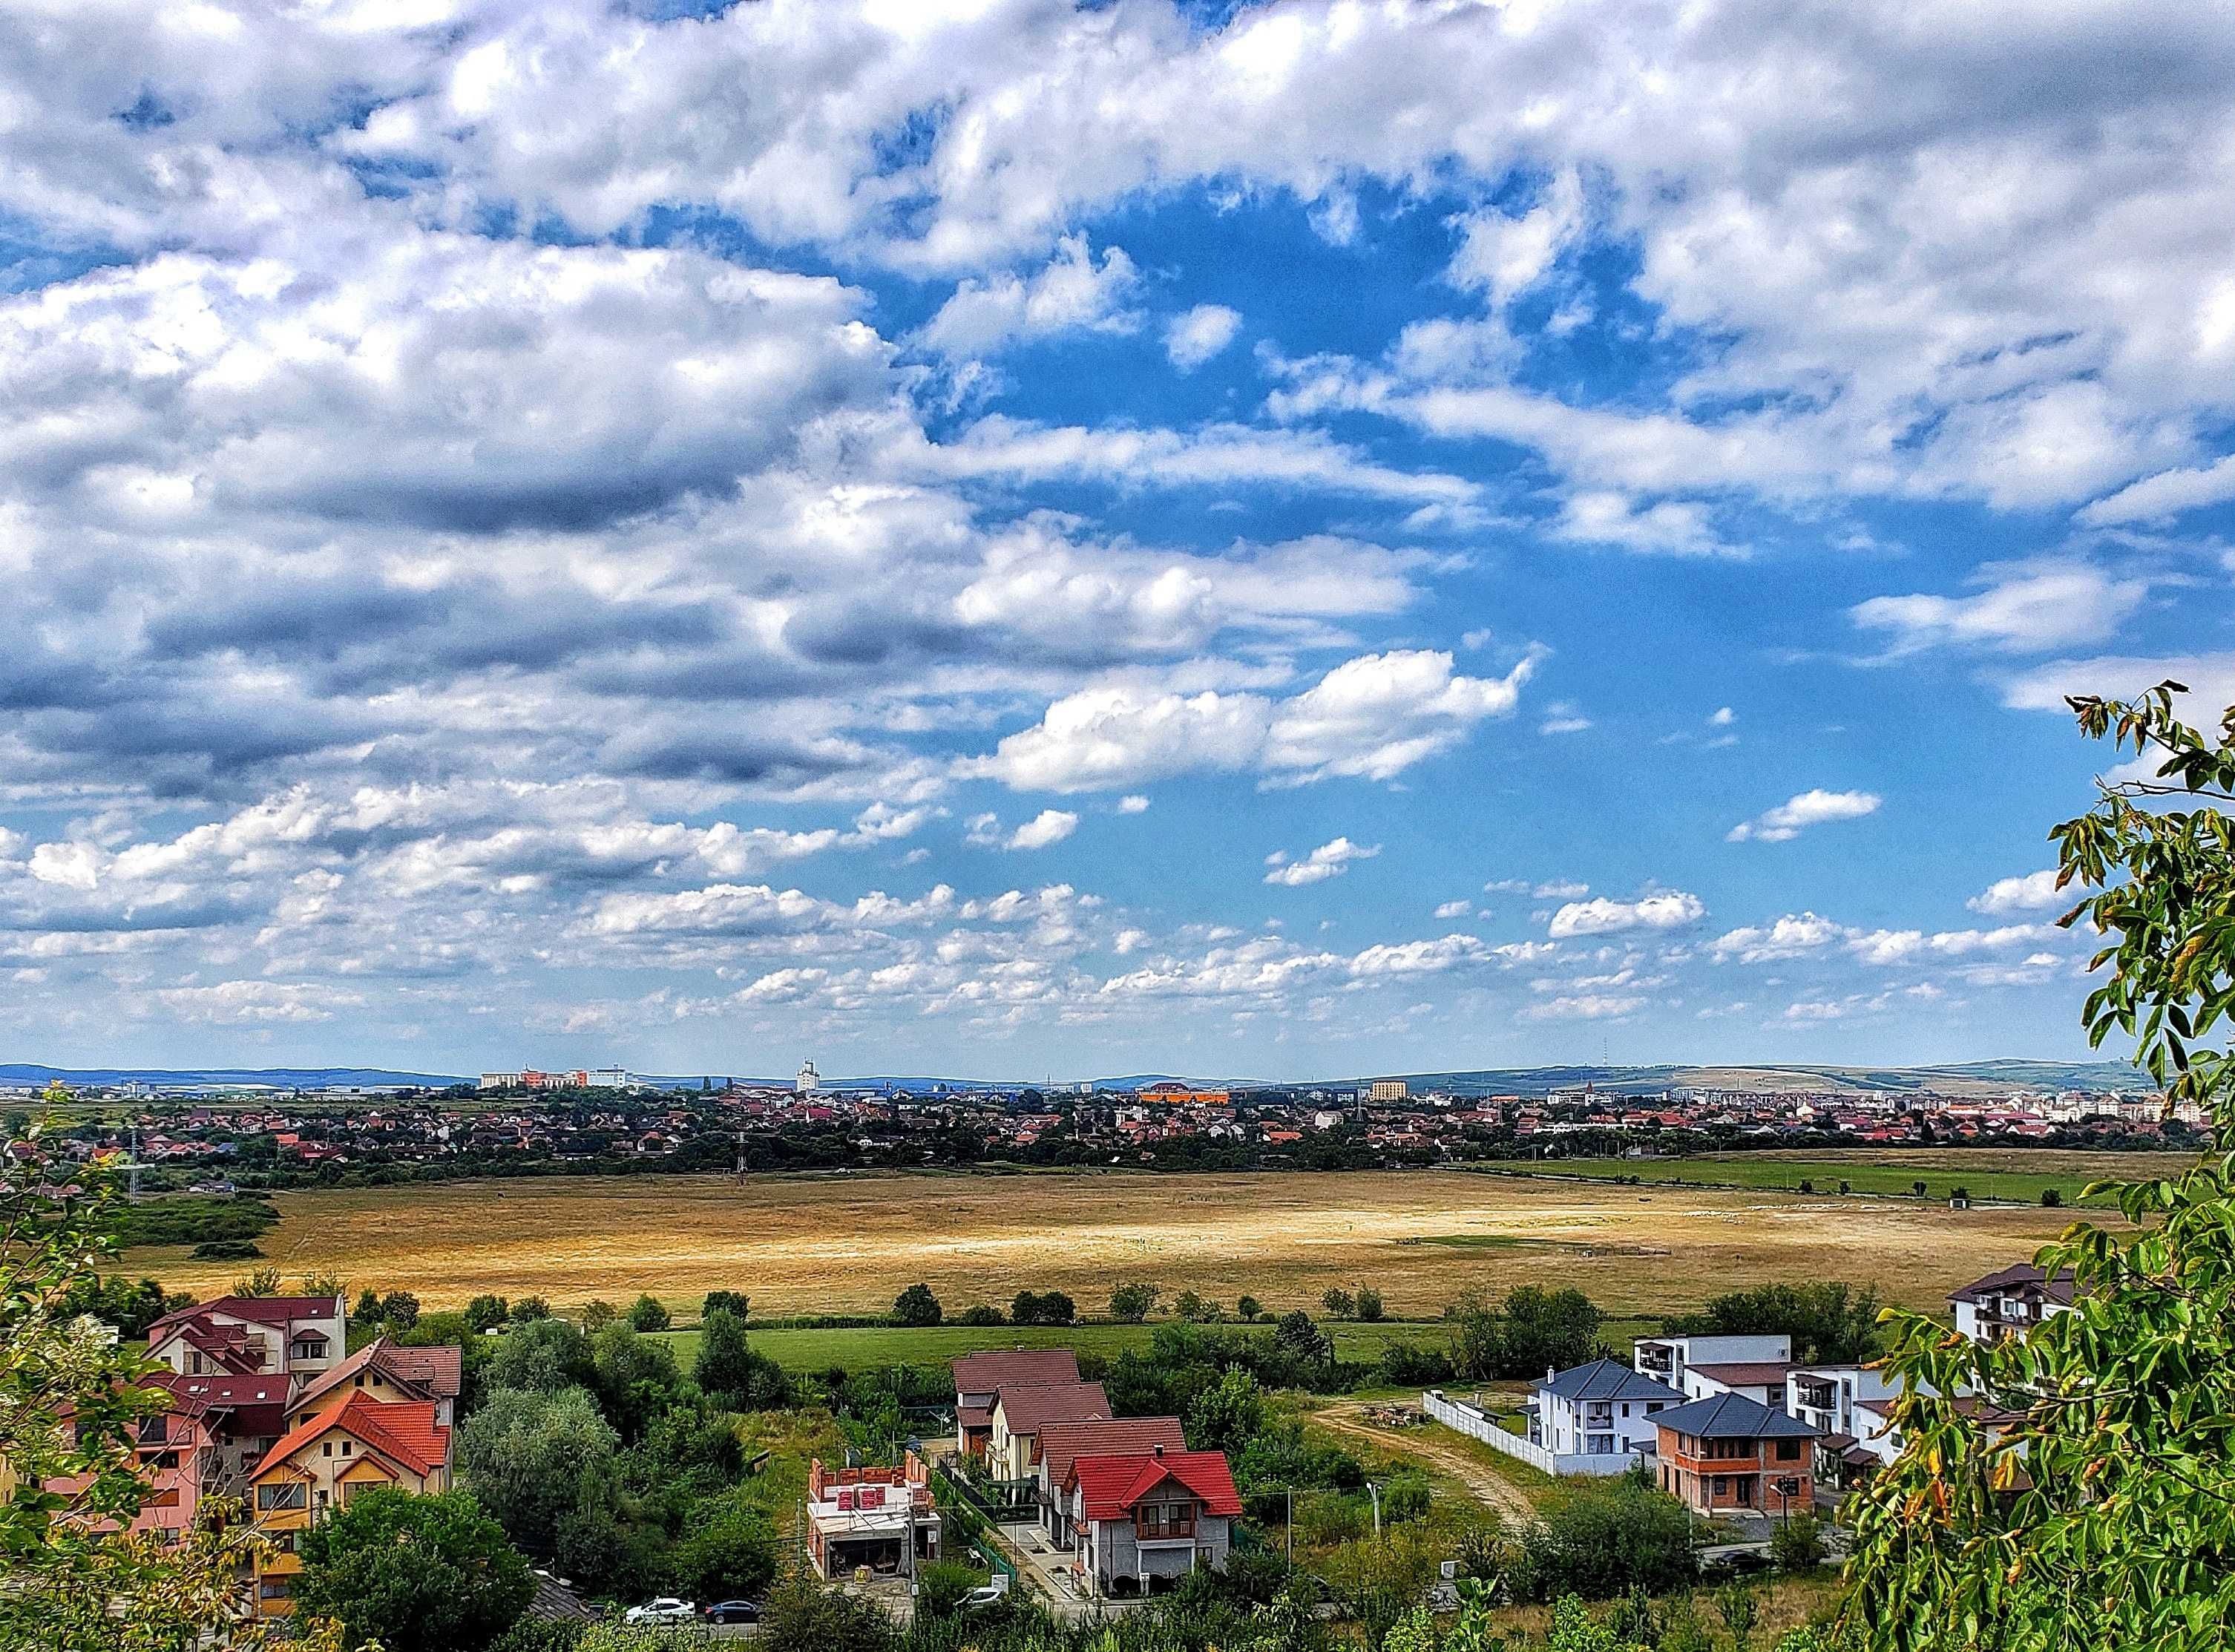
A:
136,1167,2095,1318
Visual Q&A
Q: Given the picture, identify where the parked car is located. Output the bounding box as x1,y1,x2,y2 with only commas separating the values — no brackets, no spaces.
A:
704,1601,761,1625
959,1580,1010,1611
623,1598,696,1625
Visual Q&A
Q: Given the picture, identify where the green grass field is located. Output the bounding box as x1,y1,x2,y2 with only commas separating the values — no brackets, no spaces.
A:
652,1317,1466,1372
652,1312,1667,1375
1463,1147,2189,1207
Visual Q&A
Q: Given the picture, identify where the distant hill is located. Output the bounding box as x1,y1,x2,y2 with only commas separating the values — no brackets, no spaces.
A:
1360,1060,2153,1098
0,1063,465,1091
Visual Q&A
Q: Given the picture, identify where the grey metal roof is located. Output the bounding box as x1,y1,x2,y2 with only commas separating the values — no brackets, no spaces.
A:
1653,1390,1820,1440
1537,1357,1687,1405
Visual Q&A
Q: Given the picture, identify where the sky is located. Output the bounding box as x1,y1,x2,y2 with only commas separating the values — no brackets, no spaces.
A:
1,0,2232,1080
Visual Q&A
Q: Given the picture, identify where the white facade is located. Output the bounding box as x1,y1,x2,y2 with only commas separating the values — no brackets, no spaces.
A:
1633,1333,1791,1390
1529,1359,1684,1468
796,1059,821,1095
1785,1365,1900,1442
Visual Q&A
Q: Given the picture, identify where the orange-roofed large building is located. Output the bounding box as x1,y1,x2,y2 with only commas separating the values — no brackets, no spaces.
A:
1061,1446,1241,1597
247,1392,453,1619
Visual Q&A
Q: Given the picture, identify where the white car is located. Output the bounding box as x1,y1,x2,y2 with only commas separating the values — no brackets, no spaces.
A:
623,1598,696,1626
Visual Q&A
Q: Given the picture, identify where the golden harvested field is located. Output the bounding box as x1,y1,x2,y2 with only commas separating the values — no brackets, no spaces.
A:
133,1167,2098,1319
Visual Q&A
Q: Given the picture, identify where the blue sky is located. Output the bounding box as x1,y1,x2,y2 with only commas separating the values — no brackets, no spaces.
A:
1,0,2232,1078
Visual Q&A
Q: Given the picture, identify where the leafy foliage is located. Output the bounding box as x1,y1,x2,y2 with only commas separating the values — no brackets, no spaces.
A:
0,1095,339,1652
892,1283,942,1327
295,1485,534,1652
1448,1285,1611,1380
1844,684,2235,1651
1661,1282,1881,1365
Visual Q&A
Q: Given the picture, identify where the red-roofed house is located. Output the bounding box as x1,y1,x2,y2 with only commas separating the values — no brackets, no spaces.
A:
246,1392,453,1618
147,1295,345,1381
1063,1446,1241,1596
1033,1416,1187,1543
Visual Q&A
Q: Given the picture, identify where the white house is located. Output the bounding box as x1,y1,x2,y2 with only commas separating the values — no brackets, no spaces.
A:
1634,1332,1792,1398
1529,1357,1686,1468
1785,1364,1900,1441
1948,1263,2076,1343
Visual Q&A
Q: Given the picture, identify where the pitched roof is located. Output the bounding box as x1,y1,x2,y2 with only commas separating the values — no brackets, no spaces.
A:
1037,1417,1187,1484
1687,1361,1796,1388
952,1349,1081,1394
1071,1450,1242,1520
148,1296,337,1340
1653,1391,1819,1440
289,1337,463,1417
1947,1262,2077,1306
252,1392,450,1482
993,1382,1110,1433
1538,1358,1685,1405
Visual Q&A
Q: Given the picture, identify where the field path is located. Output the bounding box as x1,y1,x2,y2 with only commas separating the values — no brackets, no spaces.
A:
1307,1400,1539,1524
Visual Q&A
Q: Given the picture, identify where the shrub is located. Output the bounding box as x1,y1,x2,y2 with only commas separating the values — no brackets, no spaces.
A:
1770,1512,1827,1573
1517,1477,1696,1601
956,1303,1005,1325
511,1296,551,1322
912,1558,985,1619
892,1283,942,1327
581,1299,619,1329
1235,1294,1264,1322
1322,1288,1356,1318
1010,1290,1075,1325
1354,1286,1385,1322
626,1294,672,1333
189,1239,262,1260
2041,1187,2063,1207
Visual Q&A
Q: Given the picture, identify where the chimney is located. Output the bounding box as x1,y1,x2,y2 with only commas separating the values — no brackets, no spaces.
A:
1152,1443,1164,1458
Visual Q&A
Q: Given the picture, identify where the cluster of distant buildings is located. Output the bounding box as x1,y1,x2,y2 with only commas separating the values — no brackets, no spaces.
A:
19,1060,2189,1196
1428,1259,2075,1520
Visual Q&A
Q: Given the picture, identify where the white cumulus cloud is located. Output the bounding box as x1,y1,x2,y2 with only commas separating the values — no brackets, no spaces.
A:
1546,891,1706,938
1727,789,1882,843
1264,837,1381,887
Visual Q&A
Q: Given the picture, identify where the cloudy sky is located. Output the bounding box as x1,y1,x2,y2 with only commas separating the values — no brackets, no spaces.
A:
2,0,2229,1078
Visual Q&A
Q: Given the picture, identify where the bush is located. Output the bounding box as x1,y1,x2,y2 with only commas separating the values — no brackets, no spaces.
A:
581,1299,619,1329
1517,1477,1696,1601
1235,1294,1264,1322
2041,1187,2064,1207
892,1283,942,1327
956,1303,1005,1325
1322,1288,1356,1318
1010,1290,1075,1325
1379,1340,1454,1386
626,1294,672,1333
511,1296,551,1322
758,1576,899,1652
189,1239,263,1260
466,1294,511,1333
912,1558,985,1619
1354,1286,1385,1322
1770,1512,1827,1573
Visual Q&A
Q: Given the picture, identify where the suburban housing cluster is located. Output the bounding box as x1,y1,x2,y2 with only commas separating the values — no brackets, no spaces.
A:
950,1348,1240,1599
1434,1261,2074,1518
97,1294,459,1619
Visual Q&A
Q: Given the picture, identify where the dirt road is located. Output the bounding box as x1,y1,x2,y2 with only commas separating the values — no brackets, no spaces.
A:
1307,1400,1540,1524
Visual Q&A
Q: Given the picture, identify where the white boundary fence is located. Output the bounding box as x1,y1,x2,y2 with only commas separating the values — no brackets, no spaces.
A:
1422,1390,1641,1478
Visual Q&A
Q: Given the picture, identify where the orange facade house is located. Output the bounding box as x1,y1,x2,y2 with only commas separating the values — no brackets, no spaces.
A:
247,1392,453,1618
1651,1391,1819,1518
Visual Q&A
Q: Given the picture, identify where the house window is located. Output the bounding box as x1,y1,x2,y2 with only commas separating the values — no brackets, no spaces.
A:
259,1579,294,1602
257,1484,306,1512
1587,1435,1615,1455
1774,1440,1801,1461
1135,1504,1196,1540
